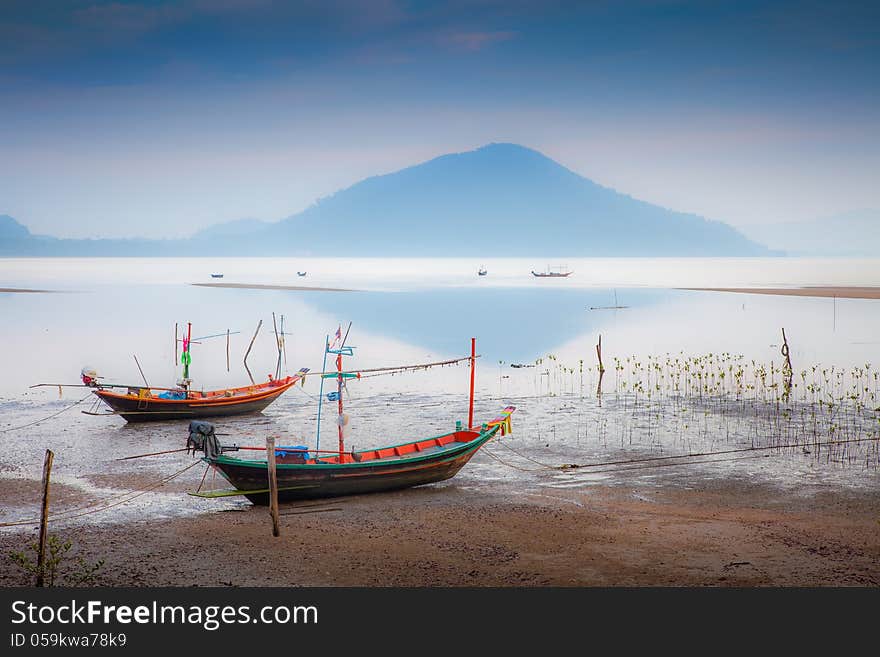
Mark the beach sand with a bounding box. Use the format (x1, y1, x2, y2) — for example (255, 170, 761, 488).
(680, 286, 880, 300)
(1, 480, 877, 587)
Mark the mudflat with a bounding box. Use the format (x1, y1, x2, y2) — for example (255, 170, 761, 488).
(2, 480, 877, 587)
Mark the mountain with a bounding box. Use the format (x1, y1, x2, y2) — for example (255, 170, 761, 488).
(2, 143, 769, 256)
(192, 218, 271, 240)
(741, 209, 879, 256)
(0, 214, 31, 240)
(253, 143, 766, 256)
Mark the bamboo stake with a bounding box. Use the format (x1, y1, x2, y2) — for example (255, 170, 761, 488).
(243, 320, 262, 385)
(280, 315, 287, 371)
(133, 354, 150, 388)
(226, 329, 230, 373)
(36, 449, 54, 587)
(272, 312, 281, 380)
(266, 436, 280, 537)
(174, 322, 178, 364)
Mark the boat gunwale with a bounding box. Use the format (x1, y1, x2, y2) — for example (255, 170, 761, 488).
(209, 424, 500, 471)
(93, 375, 300, 406)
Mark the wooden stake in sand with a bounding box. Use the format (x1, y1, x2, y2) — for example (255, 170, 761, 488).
(243, 320, 262, 385)
(36, 449, 54, 587)
(266, 436, 280, 537)
(226, 329, 230, 373)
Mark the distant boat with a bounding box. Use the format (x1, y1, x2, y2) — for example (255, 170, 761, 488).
(210, 273, 224, 279)
(297, 271, 307, 277)
(478, 266, 488, 276)
(531, 265, 572, 278)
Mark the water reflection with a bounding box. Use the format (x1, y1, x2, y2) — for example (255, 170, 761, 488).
(1, 257, 878, 527)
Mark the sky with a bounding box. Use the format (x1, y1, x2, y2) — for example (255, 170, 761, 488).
(1, 0, 878, 239)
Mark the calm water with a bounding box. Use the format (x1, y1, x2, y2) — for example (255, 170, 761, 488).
(1, 257, 878, 527)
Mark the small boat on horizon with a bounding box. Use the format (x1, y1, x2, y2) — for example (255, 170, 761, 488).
(478, 265, 488, 276)
(297, 271, 307, 277)
(531, 265, 573, 278)
(210, 273, 224, 278)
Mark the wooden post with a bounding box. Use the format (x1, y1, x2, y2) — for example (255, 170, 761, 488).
(468, 338, 476, 429)
(226, 329, 230, 373)
(266, 436, 280, 537)
(243, 320, 262, 385)
(596, 334, 605, 374)
(174, 322, 178, 364)
(36, 449, 54, 587)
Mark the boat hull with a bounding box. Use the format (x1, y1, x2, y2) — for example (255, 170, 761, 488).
(209, 428, 497, 504)
(94, 379, 297, 422)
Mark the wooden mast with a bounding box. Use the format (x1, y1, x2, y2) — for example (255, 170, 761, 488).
(468, 337, 476, 429)
(337, 335, 344, 461)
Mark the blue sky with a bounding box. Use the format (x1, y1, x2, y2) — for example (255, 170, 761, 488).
(1, 0, 878, 238)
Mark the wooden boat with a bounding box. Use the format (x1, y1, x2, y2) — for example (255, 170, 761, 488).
(210, 273, 224, 278)
(190, 407, 514, 503)
(188, 332, 514, 503)
(297, 271, 307, 277)
(92, 371, 307, 422)
(478, 266, 488, 276)
(84, 321, 306, 422)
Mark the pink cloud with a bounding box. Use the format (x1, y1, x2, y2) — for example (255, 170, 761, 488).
(443, 30, 518, 52)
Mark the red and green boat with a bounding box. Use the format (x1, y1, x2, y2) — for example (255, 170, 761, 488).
(190, 407, 514, 504)
(188, 331, 515, 503)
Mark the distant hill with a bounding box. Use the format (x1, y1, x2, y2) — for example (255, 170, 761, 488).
(741, 209, 879, 256)
(2, 143, 770, 256)
(253, 143, 767, 256)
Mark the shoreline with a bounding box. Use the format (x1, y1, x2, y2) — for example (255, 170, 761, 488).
(192, 282, 356, 292)
(1, 480, 877, 587)
(680, 286, 880, 300)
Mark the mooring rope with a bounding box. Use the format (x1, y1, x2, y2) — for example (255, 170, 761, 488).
(0, 460, 202, 528)
(481, 435, 877, 474)
(303, 354, 475, 380)
(0, 393, 92, 434)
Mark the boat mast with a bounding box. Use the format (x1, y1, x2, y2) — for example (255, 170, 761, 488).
(181, 322, 192, 390)
(468, 337, 476, 429)
(316, 322, 354, 460)
(315, 334, 330, 453)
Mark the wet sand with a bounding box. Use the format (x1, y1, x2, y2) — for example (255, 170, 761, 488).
(2, 481, 877, 587)
(681, 286, 880, 300)
(192, 282, 356, 292)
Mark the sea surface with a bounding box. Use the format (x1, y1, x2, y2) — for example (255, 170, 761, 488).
(1, 256, 879, 528)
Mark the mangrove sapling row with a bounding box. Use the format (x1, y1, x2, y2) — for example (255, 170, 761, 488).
(505, 351, 879, 470)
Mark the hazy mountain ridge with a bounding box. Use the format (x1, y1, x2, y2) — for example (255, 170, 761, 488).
(741, 209, 879, 257)
(2, 144, 771, 256)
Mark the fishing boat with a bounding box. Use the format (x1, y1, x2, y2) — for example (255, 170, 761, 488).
(188, 331, 514, 503)
(297, 271, 307, 277)
(60, 320, 305, 422)
(478, 266, 488, 276)
(210, 273, 224, 279)
(531, 265, 572, 278)
(91, 372, 307, 422)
